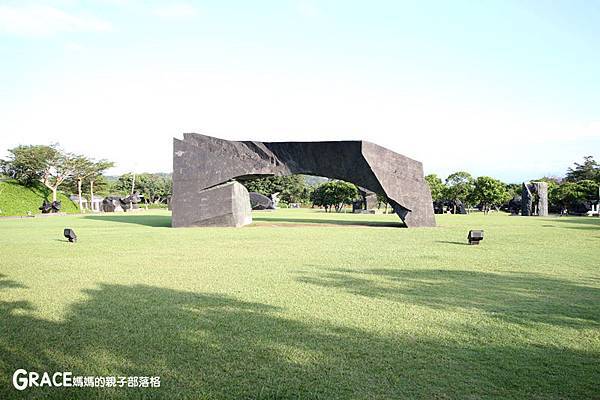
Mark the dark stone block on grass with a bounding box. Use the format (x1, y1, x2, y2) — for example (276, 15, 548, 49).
(249, 192, 274, 210)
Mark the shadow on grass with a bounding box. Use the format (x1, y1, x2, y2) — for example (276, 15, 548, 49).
(435, 240, 469, 246)
(0, 274, 26, 290)
(83, 213, 405, 228)
(549, 217, 600, 230)
(83, 214, 172, 228)
(296, 269, 600, 330)
(252, 215, 405, 228)
(0, 279, 598, 399)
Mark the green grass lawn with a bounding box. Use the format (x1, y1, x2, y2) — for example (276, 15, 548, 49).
(0, 209, 598, 399)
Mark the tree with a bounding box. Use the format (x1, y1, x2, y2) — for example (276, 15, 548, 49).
(276, 175, 306, 204)
(114, 173, 171, 204)
(471, 176, 510, 214)
(445, 171, 475, 211)
(311, 181, 358, 212)
(1, 144, 78, 202)
(88, 160, 114, 207)
(242, 175, 309, 204)
(114, 173, 138, 195)
(68, 155, 95, 212)
(566, 156, 600, 183)
(576, 179, 600, 201)
(505, 183, 521, 199)
(1, 144, 59, 186)
(551, 179, 599, 213)
(425, 174, 445, 202)
(552, 182, 584, 212)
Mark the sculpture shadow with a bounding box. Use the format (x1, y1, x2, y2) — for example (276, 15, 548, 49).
(0, 280, 597, 399)
(252, 215, 405, 228)
(83, 214, 172, 228)
(296, 268, 600, 330)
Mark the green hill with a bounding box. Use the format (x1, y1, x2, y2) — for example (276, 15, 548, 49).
(0, 180, 78, 217)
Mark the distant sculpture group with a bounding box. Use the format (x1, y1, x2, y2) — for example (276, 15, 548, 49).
(101, 192, 141, 212)
(171, 133, 435, 228)
(433, 199, 467, 215)
(39, 200, 61, 213)
(39, 193, 142, 215)
(506, 182, 548, 216)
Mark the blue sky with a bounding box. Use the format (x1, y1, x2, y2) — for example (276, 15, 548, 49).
(0, 0, 599, 182)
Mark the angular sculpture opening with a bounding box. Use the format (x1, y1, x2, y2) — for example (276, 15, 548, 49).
(172, 133, 436, 228)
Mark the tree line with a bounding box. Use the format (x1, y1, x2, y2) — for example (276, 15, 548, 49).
(0, 144, 172, 211)
(2, 144, 597, 215)
(425, 156, 600, 214)
(1, 144, 114, 211)
(244, 156, 599, 214)
(242, 176, 360, 212)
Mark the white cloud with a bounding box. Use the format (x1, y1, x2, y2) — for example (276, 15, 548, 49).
(0, 5, 112, 37)
(151, 3, 198, 19)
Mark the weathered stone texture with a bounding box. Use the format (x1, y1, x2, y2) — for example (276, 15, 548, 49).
(521, 181, 548, 217)
(522, 183, 533, 216)
(533, 182, 548, 216)
(171, 181, 252, 227)
(172, 133, 435, 227)
(249, 192, 274, 210)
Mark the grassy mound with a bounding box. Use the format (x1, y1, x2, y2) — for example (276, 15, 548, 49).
(0, 179, 78, 216)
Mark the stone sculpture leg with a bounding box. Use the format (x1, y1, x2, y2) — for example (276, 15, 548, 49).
(171, 181, 252, 227)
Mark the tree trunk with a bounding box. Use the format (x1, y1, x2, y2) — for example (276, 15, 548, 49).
(90, 180, 95, 212)
(77, 179, 83, 212)
(131, 172, 136, 194)
(52, 187, 58, 202)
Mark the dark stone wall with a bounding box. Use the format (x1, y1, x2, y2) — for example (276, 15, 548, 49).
(172, 133, 435, 227)
(522, 183, 533, 216)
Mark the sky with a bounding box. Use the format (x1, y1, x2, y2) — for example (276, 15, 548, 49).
(0, 0, 599, 182)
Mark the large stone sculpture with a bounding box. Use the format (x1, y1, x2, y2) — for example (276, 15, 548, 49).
(172, 133, 436, 228)
(521, 182, 548, 216)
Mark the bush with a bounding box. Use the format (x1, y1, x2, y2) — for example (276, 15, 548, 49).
(311, 181, 358, 212)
